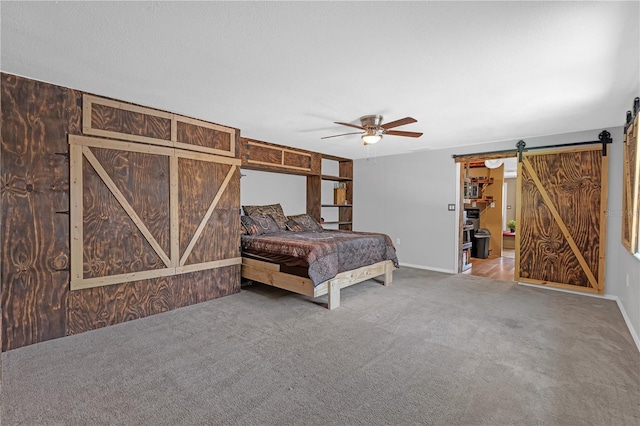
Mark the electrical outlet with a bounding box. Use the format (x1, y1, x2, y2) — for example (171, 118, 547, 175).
(447, 204, 455, 211)
(396, 238, 401, 245)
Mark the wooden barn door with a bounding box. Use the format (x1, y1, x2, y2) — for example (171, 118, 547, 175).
(516, 146, 607, 294)
(69, 135, 241, 291)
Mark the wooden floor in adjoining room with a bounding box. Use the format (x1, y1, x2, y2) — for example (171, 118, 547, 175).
(463, 249, 515, 282)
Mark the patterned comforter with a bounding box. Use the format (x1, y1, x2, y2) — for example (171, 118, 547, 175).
(241, 230, 399, 286)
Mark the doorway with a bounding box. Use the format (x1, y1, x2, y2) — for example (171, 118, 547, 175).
(459, 157, 517, 282)
(456, 143, 608, 293)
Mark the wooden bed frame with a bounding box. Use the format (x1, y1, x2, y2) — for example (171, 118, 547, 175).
(241, 257, 396, 310)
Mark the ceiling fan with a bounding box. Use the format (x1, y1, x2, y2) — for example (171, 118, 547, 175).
(321, 115, 423, 145)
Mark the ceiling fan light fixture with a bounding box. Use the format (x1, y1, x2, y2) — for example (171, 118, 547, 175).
(362, 130, 382, 145)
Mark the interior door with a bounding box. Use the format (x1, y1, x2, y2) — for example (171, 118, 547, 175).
(516, 145, 608, 294)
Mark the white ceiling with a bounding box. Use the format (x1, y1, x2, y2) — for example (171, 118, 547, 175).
(2, 1, 639, 159)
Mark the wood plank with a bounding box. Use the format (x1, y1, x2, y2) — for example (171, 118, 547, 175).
(180, 165, 236, 266)
(82, 146, 171, 267)
(70, 134, 175, 156)
(518, 277, 600, 294)
(331, 260, 392, 289)
(171, 264, 240, 309)
(1, 75, 70, 349)
(454, 152, 518, 163)
(173, 142, 236, 158)
(598, 153, 609, 294)
(515, 159, 523, 281)
(306, 175, 322, 222)
(71, 267, 175, 290)
(84, 94, 173, 120)
(241, 264, 316, 297)
(384, 261, 394, 285)
(175, 257, 242, 274)
(632, 118, 640, 253)
(175, 148, 241, 165)
(622, 117, 639, 253)
(242, 257, 280, 271)
(169, 155, 179, 267)
(328, 280, 340, 310)
(88, 145, 171, 261)
(522, 158, 599, 289)
(70, 143, 84, 283)
(73, 257, 242, 290)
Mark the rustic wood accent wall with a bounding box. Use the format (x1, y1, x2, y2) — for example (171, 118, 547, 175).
(84, 94, 236, 157)
(1, 73, 241, 351)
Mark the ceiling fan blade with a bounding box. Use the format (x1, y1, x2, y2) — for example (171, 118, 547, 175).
(321, 131, 364, 140)
(381, 117, 417, 130)
(334, 121, 365, 130)
(384, 130, 423, 138)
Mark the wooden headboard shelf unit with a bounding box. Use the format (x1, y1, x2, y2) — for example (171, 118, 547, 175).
(240, 137, 321, 176)
(238, 138, 353, 230)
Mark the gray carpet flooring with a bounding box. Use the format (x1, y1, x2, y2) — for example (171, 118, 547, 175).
(2, 268, 639, 425)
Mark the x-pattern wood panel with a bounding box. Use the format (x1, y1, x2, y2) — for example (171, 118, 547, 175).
(516, 146, 607, 294)
(69, 135, 241, 290)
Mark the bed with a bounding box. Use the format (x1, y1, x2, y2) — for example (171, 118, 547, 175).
(241, 228, 399, 310)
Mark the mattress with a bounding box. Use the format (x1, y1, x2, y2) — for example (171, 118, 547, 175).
(241, 230, 399, 286)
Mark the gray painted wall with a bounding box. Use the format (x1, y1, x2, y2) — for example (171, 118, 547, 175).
(354, 127, 639, 345)
(240, 127, 640, 347)
(240, 169, 306, 216)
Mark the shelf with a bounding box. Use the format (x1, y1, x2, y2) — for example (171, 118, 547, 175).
(462, 242, 473, 249)
(322, 204, 353, 207)
(321, 153, 351, 162)
(321, 221, 352, 225)
(466, 199, 494, 203)
(463, 224, 474, 231)
(469, 178, 494, 184)
(321, 174, 353, 182)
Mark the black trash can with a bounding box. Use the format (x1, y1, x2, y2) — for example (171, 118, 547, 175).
(472, 228, 491, 259)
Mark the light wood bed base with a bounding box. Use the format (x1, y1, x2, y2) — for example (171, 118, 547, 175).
(241, 257, 395, 310)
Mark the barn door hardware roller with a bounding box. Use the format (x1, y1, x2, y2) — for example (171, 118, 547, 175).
(516, 140, 526, 163)
(598, 130, 612, 156)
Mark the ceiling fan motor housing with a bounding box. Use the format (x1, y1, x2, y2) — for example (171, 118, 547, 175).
(360, 115, 384, 129)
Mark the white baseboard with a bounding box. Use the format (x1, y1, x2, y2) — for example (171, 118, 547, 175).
(517, 282, 640, 353)
(400, 263, 456, 274)
(517, 281, 615, 299)
(614, 296, 640, 353)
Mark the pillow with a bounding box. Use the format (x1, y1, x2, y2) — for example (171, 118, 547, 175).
(242, 204, 288, 230)
(240, 214, 282, 236)
(285, 218, 304, 232)
(288, 214, 323, 232)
